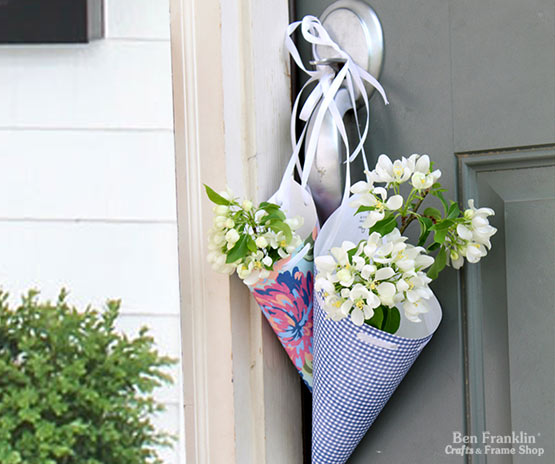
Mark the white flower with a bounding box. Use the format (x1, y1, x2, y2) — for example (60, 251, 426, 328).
(465, 242, 487, 263)
(330, 241, 356, 266)
(376, 282, 396, 307)
(411, 170, 441, 190)
(372, 154, 412, 184)
(315, 276, 335, 295)
(407, 154, 441, 190)
(357, 187, 403, 229)
(336, 268, 354, 287)
(403, 298, 430, 323)
(238, 251, 271, 285)
(448, 199, 497, 270)
(315, 255, 337, 275)
(465, 199, 496, 249)
(414, 154, 430, 174)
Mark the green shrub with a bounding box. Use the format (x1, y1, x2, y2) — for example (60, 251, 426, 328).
(0, 289, 176, 464)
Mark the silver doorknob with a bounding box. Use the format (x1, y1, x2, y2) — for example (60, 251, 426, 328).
(306, 0, 384, 224)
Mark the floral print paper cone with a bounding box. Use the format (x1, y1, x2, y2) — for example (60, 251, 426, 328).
(248, 228, 317, 390)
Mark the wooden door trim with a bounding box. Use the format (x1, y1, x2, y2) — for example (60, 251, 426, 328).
(457, 144, 555, 461)
(169, 0, 302, 462)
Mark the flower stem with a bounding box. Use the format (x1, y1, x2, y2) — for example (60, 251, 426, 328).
(400, 189, 430, 234)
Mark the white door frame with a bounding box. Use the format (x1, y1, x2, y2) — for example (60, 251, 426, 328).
(169, 1, 303, 463)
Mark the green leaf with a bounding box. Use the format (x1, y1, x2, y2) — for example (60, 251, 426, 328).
(427, 247, 447, 280)
(346, 245, 359, 263)
(261, 210, 286, 223)
(433, 228, 447, 245)
(246, 235, 257, 253)
(423, 207, 442, 221)
(355, 205, 376, 215)
(447, 201, 461, 219)
(204, 184, 231, 205)
(417, 216, 433, 246)
(259, 201, 281, 211)
(431, 190, 449, 213)
(366, 306, 384, 329)
(369, 213, 398, 236)
(226, 234, 249, 263)
(382, 307, 401, 334)
(431, 219, 454, 230)
(269, 221, 292, 243)
(427, 242, 441, 251)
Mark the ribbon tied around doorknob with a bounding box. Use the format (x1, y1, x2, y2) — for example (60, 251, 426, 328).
(285, 16, 389, 226)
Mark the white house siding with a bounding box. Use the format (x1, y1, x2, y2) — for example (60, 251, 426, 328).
(0, 2, 184, 463)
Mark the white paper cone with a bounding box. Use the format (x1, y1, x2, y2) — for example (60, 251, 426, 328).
(312, 204, 442, 463)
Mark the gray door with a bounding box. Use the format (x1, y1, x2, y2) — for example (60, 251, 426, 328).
(293, 0, 555, 462)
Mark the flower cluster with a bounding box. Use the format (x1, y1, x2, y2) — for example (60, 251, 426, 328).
(205, 185, 303, 285)
(315, 153, 497, 333)
(370, 153, 442, 190)
(447, 199, 497, 269)
(315, 229, 435, 328)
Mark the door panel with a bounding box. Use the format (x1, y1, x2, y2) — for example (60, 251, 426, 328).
(293, 0, 555, 462)
(459, 148, 555, 464)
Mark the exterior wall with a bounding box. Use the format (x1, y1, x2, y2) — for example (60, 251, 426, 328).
(0, 1, 184, 463)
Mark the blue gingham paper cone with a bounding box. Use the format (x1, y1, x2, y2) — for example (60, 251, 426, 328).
(312, 204, 442, 463)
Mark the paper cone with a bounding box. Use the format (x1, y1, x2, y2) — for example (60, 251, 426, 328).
(248, 180, 318, 390)
(249, 240, 315, 390)
(311, 204, 442, 462)
(312, 291, 442, 463)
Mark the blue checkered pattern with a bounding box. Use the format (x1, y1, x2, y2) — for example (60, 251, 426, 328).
(312, 292, 435, 464)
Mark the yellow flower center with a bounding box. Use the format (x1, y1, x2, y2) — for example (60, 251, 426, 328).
(370, 282, 376, 290)
(408, 281, 414, 290)
(355, 300, 364, 309)
(280, 240, 287, 247)
(394, 167, 403, 177)
(254, 261, 263, 270)
(333, 300, 342, 308)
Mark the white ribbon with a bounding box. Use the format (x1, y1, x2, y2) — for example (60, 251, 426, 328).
(283, 16, 388, 253)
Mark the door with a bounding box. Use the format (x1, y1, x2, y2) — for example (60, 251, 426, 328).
(293, 0, 555, 462)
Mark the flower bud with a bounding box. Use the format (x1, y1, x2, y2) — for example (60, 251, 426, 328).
(225, 229, 239, 244)
(224, 218, 235, 228)
(214, 205, 229, 216)
(255, 236, 268, 248)
(450, 250, 459, 261)
(242, 200, 253, 211)
(464, 209, 475, 220)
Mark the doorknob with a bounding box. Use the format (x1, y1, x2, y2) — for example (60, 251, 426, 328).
(305, 0, 385, 223)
